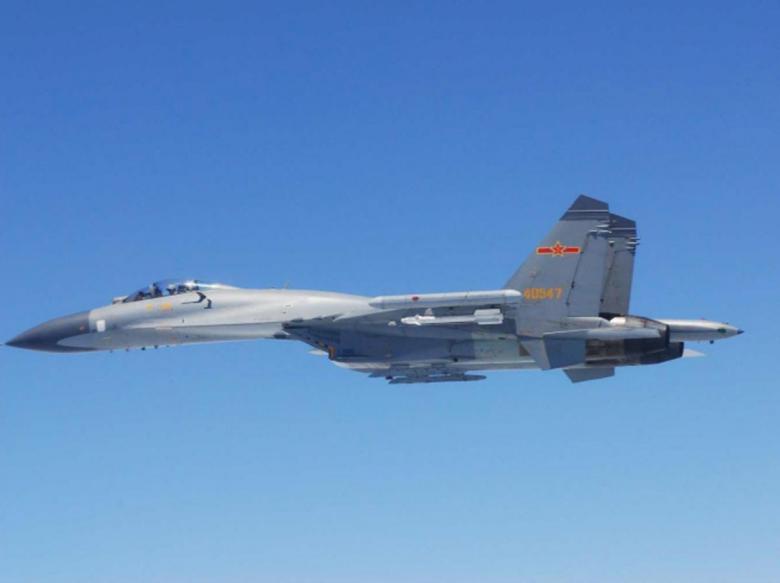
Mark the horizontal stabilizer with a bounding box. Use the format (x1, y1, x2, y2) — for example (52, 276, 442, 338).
(564, 368, 615, 383)
(521, 337, 586, 370)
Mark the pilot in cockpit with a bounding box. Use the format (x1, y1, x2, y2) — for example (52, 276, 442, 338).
(121, 279, 227, 304)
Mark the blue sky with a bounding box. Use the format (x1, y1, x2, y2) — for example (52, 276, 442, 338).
(1, 2, 779, 581)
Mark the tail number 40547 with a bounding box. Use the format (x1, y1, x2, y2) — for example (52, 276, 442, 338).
(523, 287, 563, 301)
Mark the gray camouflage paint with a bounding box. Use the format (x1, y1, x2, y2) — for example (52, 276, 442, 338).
(7, 196, 742, 383)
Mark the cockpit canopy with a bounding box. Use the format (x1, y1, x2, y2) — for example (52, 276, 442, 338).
(117, 279, 234, 303)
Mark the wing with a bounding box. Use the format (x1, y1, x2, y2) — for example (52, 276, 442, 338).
(284, 306, 510, 384)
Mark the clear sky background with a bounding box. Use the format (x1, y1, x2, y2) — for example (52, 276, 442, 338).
(1, 2, 779, 582)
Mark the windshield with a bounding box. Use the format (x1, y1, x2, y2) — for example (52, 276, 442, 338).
(121, 279, 234, 303)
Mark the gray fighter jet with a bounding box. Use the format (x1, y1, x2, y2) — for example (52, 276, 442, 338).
(7, 196, 742, 383)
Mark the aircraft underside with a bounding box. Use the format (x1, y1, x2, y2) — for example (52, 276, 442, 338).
(288, 326, 686, 384)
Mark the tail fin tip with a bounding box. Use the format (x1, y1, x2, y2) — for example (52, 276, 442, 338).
(566, 194, 609, 213)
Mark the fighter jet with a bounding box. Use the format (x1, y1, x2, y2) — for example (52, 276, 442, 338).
(6, 196, 742, 383)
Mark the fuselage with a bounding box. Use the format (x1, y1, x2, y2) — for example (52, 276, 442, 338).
(7, 285, 742, 378)
(6, 196, 743, 384)
(7, 288, 370, 352)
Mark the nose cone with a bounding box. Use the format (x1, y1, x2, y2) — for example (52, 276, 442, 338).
(6, 311, 94, 352)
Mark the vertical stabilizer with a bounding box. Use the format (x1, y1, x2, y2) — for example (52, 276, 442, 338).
(600, 213, 638, 317)
(505, 195, 612, 335)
